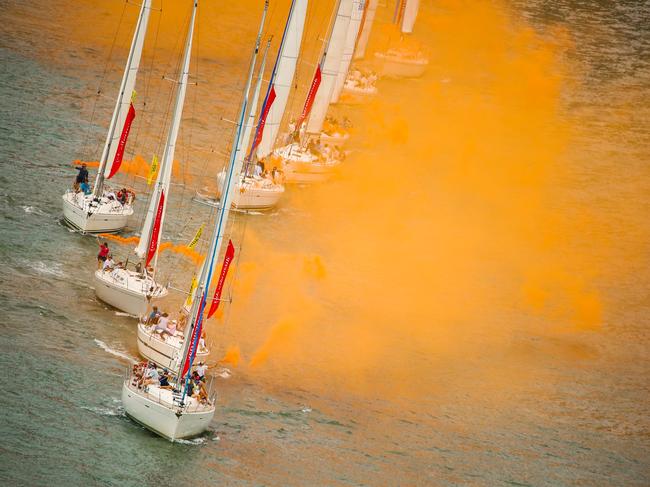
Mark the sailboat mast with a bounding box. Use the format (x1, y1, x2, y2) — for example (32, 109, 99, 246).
(93, 0, 151, 197)
(176, 1, 269, 390)
(133, 1, 198, 274)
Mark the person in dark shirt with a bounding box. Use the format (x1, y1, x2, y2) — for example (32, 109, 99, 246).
(74, 163, 88, 192)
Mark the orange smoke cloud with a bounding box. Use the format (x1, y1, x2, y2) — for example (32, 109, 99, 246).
(158, 243, 204, 265)
(98, 234, 139, 246)
(219, 346, 241, 367)
(71, 160, 99, 168)
(220, 0, 614, 401)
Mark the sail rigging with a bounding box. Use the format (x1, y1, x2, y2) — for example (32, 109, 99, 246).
(255, 0, 309, 159)
(177, 0, 270, 396)
(331, 0, 365, 103)
(353, 0, 378, 59)
(94, 0, 151, 197)
(306, 0, 353, 134)
(134, 1, 197, 269)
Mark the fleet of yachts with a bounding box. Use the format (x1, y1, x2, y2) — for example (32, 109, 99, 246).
(61, 0, 425, 441)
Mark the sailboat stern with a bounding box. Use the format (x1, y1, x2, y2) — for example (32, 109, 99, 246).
(122, 381, 215, 441)
(62, 192, 133, 234)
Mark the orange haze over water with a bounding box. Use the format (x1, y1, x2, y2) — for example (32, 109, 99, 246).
(48, 0, 648, 404)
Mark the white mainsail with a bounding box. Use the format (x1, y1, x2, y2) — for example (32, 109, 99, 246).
(401, 0, 420, 34)
(239, 42, 269, 168)
(353, 0, 378, 59)
(134, 2, 197, 261)
(305, 0, 353, 134)
(94, 0, 151, 196)
(177, 1, 269, 390)
(331, 0, 365, 103)
(256, 0, 309, 159)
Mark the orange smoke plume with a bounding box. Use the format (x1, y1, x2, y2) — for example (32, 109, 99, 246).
(98, 234, 139, 245)
(219, 346, 241, 367)
(71, 160, 99, 168)
(159, 243, 204, 265)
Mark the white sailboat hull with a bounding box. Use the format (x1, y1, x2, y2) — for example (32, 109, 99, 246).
(337, 85, 378, 105)
(62, 192, 133, 234)
(282, 158, 339, 184)
(94, 269, 168, 316)
(215, 172, 284, 210)
(137, 324, 209, 371)
(375, 51, 428, 78)
(319, 132, 349, 147)
(122, 382, 215, 441)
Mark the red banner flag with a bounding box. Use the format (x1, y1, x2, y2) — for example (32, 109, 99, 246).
(295, 65, 322, 130)
(107, 102, 136, 179)
(250, 86, 277, 154)
(207, 239, 235, 318)
(145, 190, 165, 267)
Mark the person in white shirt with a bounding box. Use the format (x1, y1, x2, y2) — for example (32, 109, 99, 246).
(155, 313, 169, 333)
(102, 256, 115, 272)
(195, 362, 208, 379)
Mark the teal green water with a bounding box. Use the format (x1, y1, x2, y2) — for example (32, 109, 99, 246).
(1, 0, 649, 486)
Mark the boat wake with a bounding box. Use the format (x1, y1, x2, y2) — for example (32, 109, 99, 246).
(21, 205, 45, 215)
(81, 404, 126, 418)
(214, 367, 232, 379)
(23, 259, 66, 278)
(94, 338, 138, 363)
(114, 311, 138, 318)
(175, 437, 207, 445)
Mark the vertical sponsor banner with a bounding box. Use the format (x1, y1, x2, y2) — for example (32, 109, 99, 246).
(145, 190, 165, 267)
(107, 102, 136, 179)
(295, 65, 322, 130)
(207, 240, 235, 318)
(250, 87, 277, 155)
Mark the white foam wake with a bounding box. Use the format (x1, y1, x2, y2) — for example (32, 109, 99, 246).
(175, 437, 207, 445)
(25, 260, 66, 278)
(21, 205, 45, 215)
(94, 339, 137, 364)
(115, 311, 138, 318)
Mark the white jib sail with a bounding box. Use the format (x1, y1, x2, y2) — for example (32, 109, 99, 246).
(305, 0, 353, 134)
(353, 0, 378, 60)
(134, 2, 197, 259)
(331, 0, 365, 103)
(95, 0, 151, 193)
(256, 0, 308, 159)
(238, 45, 268, 169)
(401, 0, 420, 34)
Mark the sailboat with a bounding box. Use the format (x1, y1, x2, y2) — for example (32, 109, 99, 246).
(62, 0, 151, 234)
(212, 0, 309, 210)
(339, 0, 380, 104)
(375, 0, 428, 78)
(274, 0, 354, 184)
(122, 0, 267, 442)
(94, 0, 198, 317)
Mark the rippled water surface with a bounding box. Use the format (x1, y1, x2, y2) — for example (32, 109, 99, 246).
(1, 0, 648, 486)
